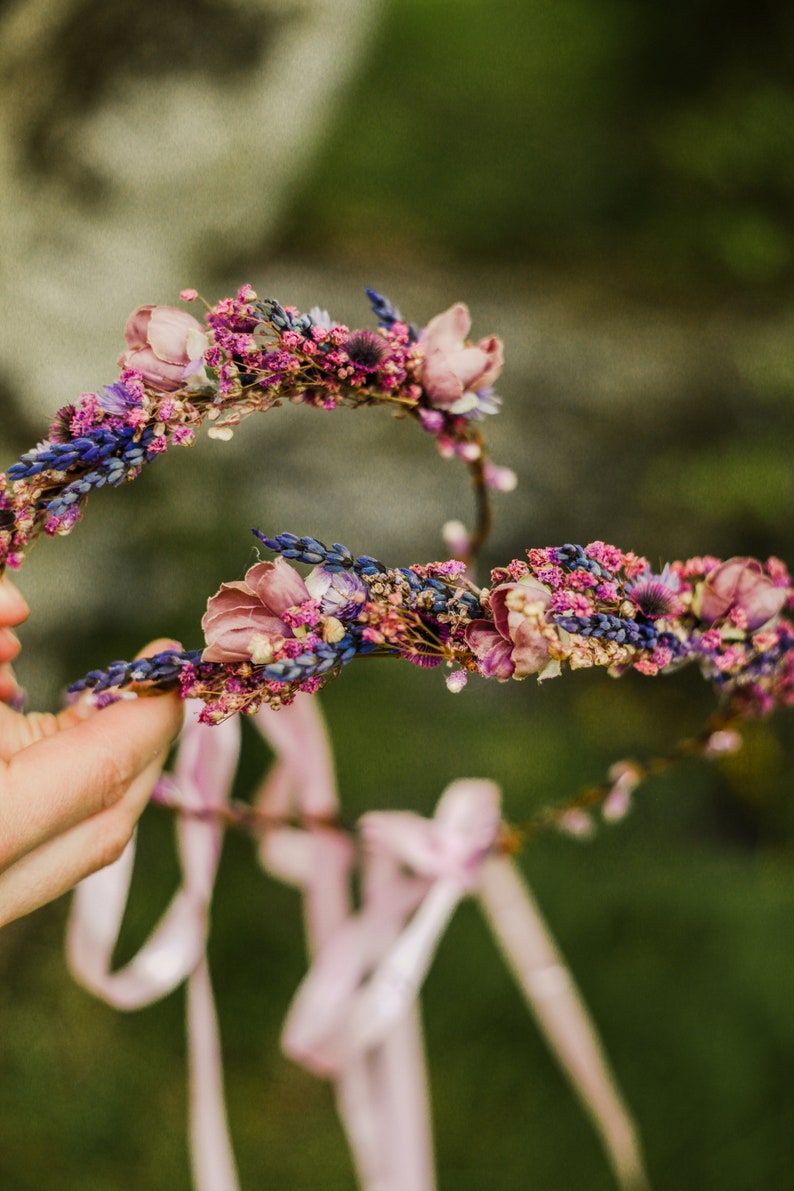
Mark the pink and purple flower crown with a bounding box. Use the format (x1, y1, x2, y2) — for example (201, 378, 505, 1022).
(2, 283, 793, 747)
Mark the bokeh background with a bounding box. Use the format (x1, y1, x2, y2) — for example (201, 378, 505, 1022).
(2, 1, 794, 1187)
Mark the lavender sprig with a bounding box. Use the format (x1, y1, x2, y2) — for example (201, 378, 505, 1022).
(553, 613, 662, 649)
(365, 288, 418, 341)
(253, 530, 387, 576)
(70, 648, 202, 695)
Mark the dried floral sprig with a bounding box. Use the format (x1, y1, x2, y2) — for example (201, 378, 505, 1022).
(0, 287, 511, 571)
(70, 534, 794, 728)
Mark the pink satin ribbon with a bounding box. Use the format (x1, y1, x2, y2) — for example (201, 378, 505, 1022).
(66, 697, 649, 1191)
(278, 777, 649, 1191)
(254, 697, 437, 1191)
(67, 700, 242, 1191)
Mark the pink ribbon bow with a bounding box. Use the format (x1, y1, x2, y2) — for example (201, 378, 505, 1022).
(66, 695, 649, 1191)
(279, 779, 650, 1191)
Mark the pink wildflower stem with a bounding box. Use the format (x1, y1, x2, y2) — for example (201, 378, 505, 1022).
(464, 450, 493, 566)
(478, 856, 651, 1191)
(515, 707, 743, 842)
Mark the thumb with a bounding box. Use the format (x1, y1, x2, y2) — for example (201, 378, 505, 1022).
(1, 642, 185, 867)
(0, 638, 186, 760)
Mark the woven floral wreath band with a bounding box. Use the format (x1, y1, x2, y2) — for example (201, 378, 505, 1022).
(2, 284, 791, 739)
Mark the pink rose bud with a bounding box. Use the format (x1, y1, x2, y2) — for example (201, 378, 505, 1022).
(442, 519, 471, 557)
(557, 808, 596, 840)
(201, 558, 311, 663)
(445, 669, 468, 693)
(696, 557, 789, 631)
(483, 461, 518, 492)
(418, 408, 445, 435)
(118, 305, 206, 391)
(419, 302, 504, 411)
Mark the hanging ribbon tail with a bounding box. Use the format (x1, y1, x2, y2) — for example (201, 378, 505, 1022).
(369, 991, 435, 1191)
(281, 780, 502, 1191)
(278, 848, 434, 1191)
(253, 694, 337, 819)
(66, 701, 240, 1005)
(280, 871, 428, 1074)
(255, 699, 437, 1191)
(254, 699, 385, 1188)
(187, 955, 240, 1191)
(66, 701, 242, 1191)
(362, 845, 436, 1191)
(477, 855, 651, 1191)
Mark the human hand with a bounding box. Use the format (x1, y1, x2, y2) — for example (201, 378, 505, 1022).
(0, 577, 184, 928)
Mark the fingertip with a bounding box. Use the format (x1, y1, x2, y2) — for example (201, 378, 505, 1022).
(0, 628, 21, 664)
(0, 577, 29, 626)
(134, 637, 184, 661)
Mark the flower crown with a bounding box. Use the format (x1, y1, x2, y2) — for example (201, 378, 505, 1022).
(3, 284, 794, 829)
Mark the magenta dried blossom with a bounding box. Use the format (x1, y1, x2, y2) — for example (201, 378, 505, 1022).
(0, 286, 506, 570)
(69, 532, 794, 727)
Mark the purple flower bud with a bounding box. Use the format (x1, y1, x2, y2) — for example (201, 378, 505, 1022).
(304, 566, 367, 619)
(96, 380, 143, 416)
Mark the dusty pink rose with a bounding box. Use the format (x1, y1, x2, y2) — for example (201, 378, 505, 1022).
(201, 558, 310, 663)
(465, 578, 554, 680)
(696, 557, 789, 631)
(419, 302, 504, 411)
(118, 305, 206, 391)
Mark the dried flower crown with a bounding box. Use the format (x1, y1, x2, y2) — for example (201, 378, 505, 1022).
(2, 283, 794, 829)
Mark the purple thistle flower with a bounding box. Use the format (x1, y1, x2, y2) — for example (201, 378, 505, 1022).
(629, 566, 682, 620)
(49, 405, 77, 443)
(343, 330, 388, 371)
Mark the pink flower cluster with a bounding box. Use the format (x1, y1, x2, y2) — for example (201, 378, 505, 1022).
(460, 544, 794, 715)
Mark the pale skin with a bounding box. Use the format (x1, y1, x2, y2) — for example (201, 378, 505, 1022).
(0, 577, 184, 928)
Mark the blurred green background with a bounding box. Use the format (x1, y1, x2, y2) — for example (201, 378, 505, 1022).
(1, 1, 794, 1188)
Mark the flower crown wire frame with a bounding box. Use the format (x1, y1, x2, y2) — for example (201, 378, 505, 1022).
(3, 285, 794, 843)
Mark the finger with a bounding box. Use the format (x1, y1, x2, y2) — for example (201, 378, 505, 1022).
(0, 702, 67, 761)
(0, 686, 183, 872)
(0, 753, 165, 928)
(0, 663, 20, 706)
(0, 629, 20, 665)
(0, 638, 184, 759)
(53, 636, 185, 733)
(0, 577, 29, 630)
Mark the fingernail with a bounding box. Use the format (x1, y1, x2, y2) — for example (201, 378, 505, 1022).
(69, 692, 99, 720)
